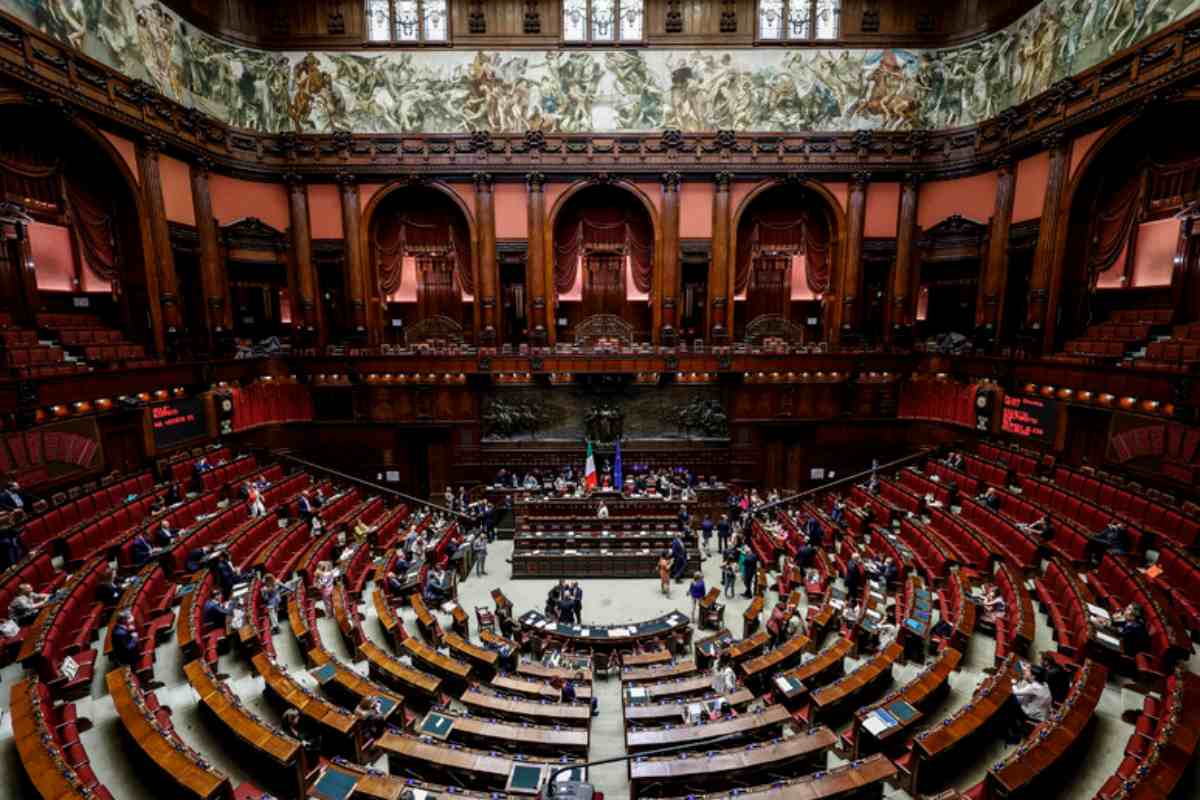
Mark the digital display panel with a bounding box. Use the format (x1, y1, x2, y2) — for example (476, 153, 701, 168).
(149, 398, 207, 449)
(1000, 395, 1058, 442)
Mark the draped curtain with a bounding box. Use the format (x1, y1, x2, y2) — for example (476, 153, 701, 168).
(65, 177, 120, 282)
(746, 255, 790, 321)
(582, 252, 626, 317)
(554, 204, 653, 297)
(1085, 171, 1143, 286)
(372, 201, 471, 302)
(735, 206, 832, 296)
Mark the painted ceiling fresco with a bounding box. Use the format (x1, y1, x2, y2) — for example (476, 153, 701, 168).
(6, 0, 1199, 135)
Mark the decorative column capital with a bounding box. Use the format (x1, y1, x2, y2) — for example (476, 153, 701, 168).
(473, 172, 494, 192)
(525, 172, 546, 192)
(902, 172, 920, 191)
(282, 171, 305, 189)
(335, 170, 357, 187)
(714, 171, 733, 190)
(660, 172, 682, 192)
(192, 155, 214, 176)
(993, 153, 1014, 173)
(850, 171, 871, 190)
(1043, 130, 1068, 152)
(140, 133, 164, 156)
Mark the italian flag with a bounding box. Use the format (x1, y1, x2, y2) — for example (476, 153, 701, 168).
(584, 442, 597, 491)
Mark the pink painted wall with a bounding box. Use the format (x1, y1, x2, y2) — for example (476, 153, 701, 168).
(1132, 217, 1179, 288)
(791, 254, 818, 300)
(627, 256, 649, 301)
(210, 175, 289, 230)
(918, 172, 998, 229)
(279, 289, 292, 324)
(1014, 151, 1049, 223)
(79, 255, 111, 293)
(864, 182, 899, 238)
(633, 182, 663, 217)
(680, 182, 713, 239)
(1070, 127, 1107, 179)
(824, 182, 849, 216)
(100, 131, 139, 184)
(29, 222, 75, 292)
(387, 256, 418, 303)
(159, 155, 195, 225)
(495, 183, 528, 238)
(1096, 243, 1127, 289)
(308, 184, 343, 239)
(447, 182, 476, 225)
(360, 184, 385, 215)
(560, 257, 581, 301)
(730, 181, 758, 225)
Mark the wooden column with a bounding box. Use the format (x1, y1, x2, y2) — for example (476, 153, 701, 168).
(189, 157, 229, 349)
(887, 173, 920, 341)
(835, 172, 869, 344)
(525, 173, 548, 345)
(136, 135, 182, 338)
(979, 155, 1016, 337)
(709, 171, 732, 342)
(0, 210, 39, 326)
(1027, 135, 1070, 352)
(336, 171, 370, 340)
(285, 172, 322, 344)
(659, 171, 682, 344)
(474, 172, 499, 347)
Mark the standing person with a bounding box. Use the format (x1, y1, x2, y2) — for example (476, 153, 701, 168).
(688, 572, 707, 622)
(658, 551, 671, 596)
(670, 531, 687, 583)
(767, 602, 790, 648)
(111, 610, 140, 667)
(741, 545, 758, 599)
(845, 553, 864, 601)
(701, 514, 714, 555)
(712, 657, 738, 696)
(721, 556, 737, 599)
(557, 582, 576, 624)
(717, 514, 731, 554)
(571, 582, 583, 624)
(472, 532, 488, 577)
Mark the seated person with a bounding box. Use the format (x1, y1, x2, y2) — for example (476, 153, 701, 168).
(211, 553, 242, 597)
(1019, 514, 1054, 540)
(0, 481, 26, 511)
(355, 696, 387, 740)
(866, 475, 880, 495)
(829, 500, 847, 528)
(96, 570, 124, 606)
(202, 594, 233, 630)
(424, 565, 450, 606)
(980, 583, 1006, 627)
(185, 545, 212, 573)
(1094, 520, 1130, 555)
(0, 523, 26, 571)
(156, 519, 178, 547)
(9, 583, 51, 626)
(384, 564, 411, 597)
(111, 610, 141, 667)
(1114, 602, 1150, 656)
(980, 487, 1002, 511)
(282, 708, 321, 756)
(130, 531, 160, 567)
(1008, 662, 1052, 743)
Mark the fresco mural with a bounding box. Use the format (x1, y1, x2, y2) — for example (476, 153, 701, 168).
(5, 0, 1199, 135)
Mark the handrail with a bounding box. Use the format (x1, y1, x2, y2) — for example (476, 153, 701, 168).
(758, 446, 939, 515)
(272, 451, 469, 520)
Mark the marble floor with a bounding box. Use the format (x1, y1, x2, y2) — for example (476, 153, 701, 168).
(1, 535, 1198, 799)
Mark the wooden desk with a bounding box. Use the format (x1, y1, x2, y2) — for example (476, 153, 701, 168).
(623, 647, 673, 668)
(724, 630, 769, 664)
(626, 704, 791, 752)
(622, 659, 699, 683)
(516, 654, 593, 683)
(849, 647, 961, 759)
(308, 648, 404, 724)
(360, 640, 443, 702)
(987, 660, 1107, 797)
(183, 660, 304, 799)
(251, 652, 360, 760)
(311, 763, 499, 800)
(811, 642, 903, 722)
(738, 634, 810, 690)
(107, 668, 231, 799)
(416, 709, 589, 756)
(629, 728, 837, 797)
(10, 676, 93, 800)
(492, 673, 593, 701)
(377, 733, 580, 792)
(693, 628, 734, 669)
(444, 631, 500, 676)
(459, 686, 592, 726)
(651, 752, 896, 799)
(518, 610, 691, 653)
(623, 688, 755, 726)
(624, 673, 722, 703)
(401, 637, 473, 687)
(742, 595, 763, 638)
(908, 657, 1016, 793)
(777, 636, 852, 707)
(372, 588, 403, 651)
(409, 593, 440, 642)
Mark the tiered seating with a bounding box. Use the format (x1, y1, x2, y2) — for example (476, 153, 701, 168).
(1018, 475, 1146, 554)
(978, 443, 1041, 476)
(38, 313, 152, 367)
(106, 666, 231, 799)
(987, 485, 1092, 563)
(11, 676, 114, 799)
(927, 509, 992, 572)
(166, 446, 232, 484)
(1051, 464, 1199, 549)
(962, 453, 1008, 488)
(936, 570, 977, 653)
(119, 495, 240, 571)
(20, 470, 155, 551)
(897, 518, 957, 580)
(17, 557, 110, 699)
(1036, 557, 1094, 664)
(927, 459, 980, 495)
(1091, 554, 1191, 678)
(62, 487, 172, 569)
(197, 453, 260, 494)
(0, 549, 66, 664)
(176, 572, 224, 668)
(102, 563, 176, 681)
(1063, 309, 1169, 359)
(992, 561, 1034, 663)
(0, 428, 101, 487)
(1155, 542, 1200, 633)
(958, 497, 1041, 571)
(985, 659, 1107, 797)
(900, 466, 953, 507)
(1095, 667, 1200, 799)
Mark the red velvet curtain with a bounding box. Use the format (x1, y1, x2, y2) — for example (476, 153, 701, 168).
(735, 207, 832, 295)
(746, 255, 790, 321)
(1085, 171, 1143, 285)
(417, 256, 461, 323)
(231, 383, 314, 432)
(65, 176, 120, 282)
(371, 200, 471, 301)
(554, 205, 653, 296)
(582, 251, 626, 317)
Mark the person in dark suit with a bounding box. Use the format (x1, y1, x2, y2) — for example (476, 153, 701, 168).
(298, 492, 316, 522)
(0, 481, 26, 511)
(202, 594, 232, 629)
(111, 610, 140, 667)
(716, 515, 731, 554)
(0, 524, 25, 571)
(185, 545, 211, 573)
(131, 531, 156, 567)
(212, 553, 240, 598)
(845, 554, 864, 601)
(803, 515, 823, 549)
(670, 533, 687, 583)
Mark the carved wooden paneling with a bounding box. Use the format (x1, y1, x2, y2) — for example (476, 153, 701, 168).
(451, 0, 559, 42)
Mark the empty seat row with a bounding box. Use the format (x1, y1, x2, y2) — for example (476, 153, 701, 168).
(1084, 322, 1153, 341)
(58, 328, 125, 346)
(1051, 466, 1199, 549)
(1036, 557, 1093, 663)
(62, 491, 167, 569)
(5, 345, 64, 366)
(83, 344, 146, 362)
(978, 443, 1040, 476)
(957, 497, 1040, 571)
(989, 485, 1092, 563)
(927, 508, 992, 571)
(168, 447, 233, 484)
(23, 558, 111, 699)
(1155, 543, 1200, 633)
(1064, 338, 1129, 357)
(899, 468, 952, 508)
(962, 453, 1008, 488)
(37, 313, 102, 330)
(13, 363, 90, 379)
(1018, 476, 1146, 553)
(13, 677, 115, 800)
(0, 329, 38, 347)
(1142, 339, 1200, 364)
(1109, 308, 1173, 325)
(925, 460, 980, 496)
(20, 472, 155, 551)
(897, 519, 954, 580)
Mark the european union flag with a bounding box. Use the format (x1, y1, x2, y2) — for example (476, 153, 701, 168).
(614, 440, 624, 489)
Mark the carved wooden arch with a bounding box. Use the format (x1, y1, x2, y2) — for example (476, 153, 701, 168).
(544, 178, 662, 344)
(744, 313, 805, 346)
(728, 177, 847, 340)
(1051, 92, 1200, 346)
(406, 313, 464, 346)
(0, 91, 162, 352)
(574, 313, 634, 347)
(358, 178, 479, 338)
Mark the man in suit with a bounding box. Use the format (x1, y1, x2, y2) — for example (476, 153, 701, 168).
(131, 531, 157, 567)
(298, 491, 316, 522)
(212, 553, 241, 598)
(716, 514, 731, 554)
(111, 610, 140, 668)
(0, 524, 25, 571)
(0, 481, 26, 511)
